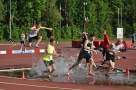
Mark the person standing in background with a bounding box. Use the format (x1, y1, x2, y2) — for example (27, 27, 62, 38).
(131, 32, 136, 49)
(101, 30, 110, 65)
(20, 32, 25, 50)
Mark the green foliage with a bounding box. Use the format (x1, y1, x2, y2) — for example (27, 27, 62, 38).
(12, 26, 20, 40)
(0, 0, 5, 21)
(39, 29, 48, 40)
(133, 23, 136, 32)
(0, 0, 136, 41)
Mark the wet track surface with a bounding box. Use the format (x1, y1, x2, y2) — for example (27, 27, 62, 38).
(27, 58, 136, 87)
(0, 42, 136, 89)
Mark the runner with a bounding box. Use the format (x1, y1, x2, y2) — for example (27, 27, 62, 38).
(28, 22, 52, 47)
(20, 32, 25, 50)
(130, 32, 136, 49)
(80, 31, 97, 69)
(105, 38, 122, 77)
(43, 38, 60, 78)
(67, 34, 97, 76)
(101, 30, 110, 65)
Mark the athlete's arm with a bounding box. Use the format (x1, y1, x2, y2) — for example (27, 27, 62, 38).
(107, 44, 112, 52)
(91, 42, 97, 54)
(53, 48, 60, 56)
(40, 26, 52, 30)
(84, 40, 94, 51)
(107, 44, 116, 54)
(30, 26, 35, 30)
(84, 33, 88, 40)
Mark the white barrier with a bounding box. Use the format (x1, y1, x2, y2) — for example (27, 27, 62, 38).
(0, 49, 45, 54)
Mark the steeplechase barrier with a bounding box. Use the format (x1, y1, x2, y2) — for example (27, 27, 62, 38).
(0, 49, 45, 54)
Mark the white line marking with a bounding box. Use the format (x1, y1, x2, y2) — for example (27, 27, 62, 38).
(0, 89, 5, 90)
(0, 82, 83, 90)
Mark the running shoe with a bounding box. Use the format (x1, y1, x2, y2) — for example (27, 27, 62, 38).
(47, 74, 52, 78)
(35, 45, 39, 48)
(122, 56, 126, 59)
(105, 74, 110, 78)
(88, 72, 95, 76)
(95, 66, 99, 70)
(24, 47, 26, 51)
(101, 60, 106, 65)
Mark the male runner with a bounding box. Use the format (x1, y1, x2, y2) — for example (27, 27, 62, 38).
(105, 38, 122, 77)
(29, 22, 52, 47)
(43, 38, 60, 77)
(67, 34, 97, 76)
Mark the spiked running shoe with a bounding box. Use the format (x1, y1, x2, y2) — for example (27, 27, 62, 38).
(88, 72, 95, 76)
(47, 74, 52, 78)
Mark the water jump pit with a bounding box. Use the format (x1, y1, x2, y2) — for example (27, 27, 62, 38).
(0, 55, 136, 88)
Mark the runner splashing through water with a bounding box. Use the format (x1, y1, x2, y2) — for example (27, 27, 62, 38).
(67, 34, 97, 76)
(105, 38, 122, 77)
(42, 38, 60, 78)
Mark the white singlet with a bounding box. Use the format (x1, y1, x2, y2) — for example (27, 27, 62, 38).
(109, 43, 121, 55)
(29, 30, 39, 37)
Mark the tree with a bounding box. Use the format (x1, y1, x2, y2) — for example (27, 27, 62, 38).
(0, 0, 5, 21)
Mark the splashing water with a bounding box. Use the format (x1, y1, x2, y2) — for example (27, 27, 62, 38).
(28, 50, 136, 87)
(28, 49, 90, 78)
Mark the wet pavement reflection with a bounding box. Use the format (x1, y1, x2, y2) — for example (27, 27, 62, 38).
(33, 69, 136, 87)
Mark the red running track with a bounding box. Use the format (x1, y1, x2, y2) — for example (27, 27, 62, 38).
(0, 42, 136, 69)
(0, 42, 136, 90)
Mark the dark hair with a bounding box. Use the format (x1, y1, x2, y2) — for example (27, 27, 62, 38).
(50, 38, 55, 42)
(36, 22, 41, 25)
(89, 34, 95, 37)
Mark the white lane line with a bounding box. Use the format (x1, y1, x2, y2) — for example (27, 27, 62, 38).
(0, 82, 83, 90)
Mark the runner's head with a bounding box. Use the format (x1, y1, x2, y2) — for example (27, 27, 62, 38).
(116, 38, 122, 45)
(89, 34, 96, 41)
(50, 38, 56, 45)
(35, 22, 41, 28)
(103, 30, 107, 35)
